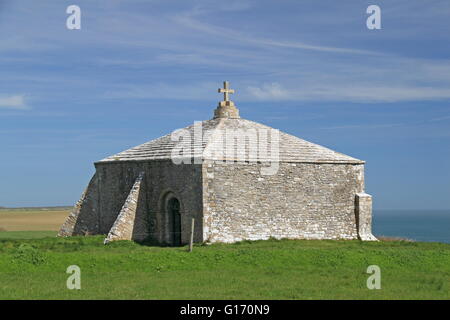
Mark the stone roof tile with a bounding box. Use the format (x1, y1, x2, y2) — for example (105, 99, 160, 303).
(98, 118, 363, 164)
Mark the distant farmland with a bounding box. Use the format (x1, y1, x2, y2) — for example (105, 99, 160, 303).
(0, 207, 70, 238)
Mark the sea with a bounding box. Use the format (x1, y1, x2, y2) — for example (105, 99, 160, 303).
(373, 210, 450, 244)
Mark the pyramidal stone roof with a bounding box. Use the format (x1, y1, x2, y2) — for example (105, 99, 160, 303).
(98, 82, 364, 165)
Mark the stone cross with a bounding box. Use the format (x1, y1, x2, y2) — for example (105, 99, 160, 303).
(214, 80, 239, 118)
(218, 81, 235, 102)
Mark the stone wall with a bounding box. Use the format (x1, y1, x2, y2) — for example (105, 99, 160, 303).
(203, 161, 366, 242)
(94, 160, 203, 244)
(61, 158, 373, 244)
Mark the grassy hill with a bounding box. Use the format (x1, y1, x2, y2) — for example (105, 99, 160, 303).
(0, 236, 448, 299)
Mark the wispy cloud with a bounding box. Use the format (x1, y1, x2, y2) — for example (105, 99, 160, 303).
(247, 83, 291, 100)
(103, 82, 219, 100)
(2, 0, 450, 105)
(172, 10, 378, 56)
(321, 123, 403, 130)
(0, 95, 28, 109)
(244, 82, 450, 103)
(429, 115, 450, 122)
(102, 79, 450, 103)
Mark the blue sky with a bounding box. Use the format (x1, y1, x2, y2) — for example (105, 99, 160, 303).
(0, 0, 449, 209)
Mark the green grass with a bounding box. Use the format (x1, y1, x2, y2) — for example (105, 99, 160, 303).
(0, 231, 58, 240)
(0, 236, 449, 299)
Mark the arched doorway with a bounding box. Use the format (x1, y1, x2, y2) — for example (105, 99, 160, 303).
(167, 197, 181, 246)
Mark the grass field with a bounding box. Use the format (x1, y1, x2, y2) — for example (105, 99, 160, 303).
(0, 208, 449, 300)
(0, 236, 449, 299)
(0, 231, 57, 240)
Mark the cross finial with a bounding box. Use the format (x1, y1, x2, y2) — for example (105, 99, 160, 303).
(213, 80, 239, 119)
(218, 81, 234, 102)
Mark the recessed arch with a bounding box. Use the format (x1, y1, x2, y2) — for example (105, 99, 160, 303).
(158, 190, 183, 246)
(167, 197, 181, 246)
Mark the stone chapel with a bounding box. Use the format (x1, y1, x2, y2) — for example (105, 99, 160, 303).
(58, 81, 377, 244)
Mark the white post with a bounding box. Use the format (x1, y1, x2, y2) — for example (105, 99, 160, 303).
(189, 218, 195, 252)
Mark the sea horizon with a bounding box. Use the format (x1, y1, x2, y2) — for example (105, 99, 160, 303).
(373, 209, 450, 244)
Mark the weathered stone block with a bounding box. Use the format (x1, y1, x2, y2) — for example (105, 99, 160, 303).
(355, 193, 378, 241)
